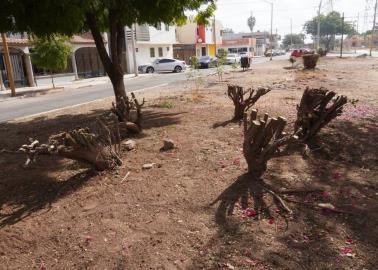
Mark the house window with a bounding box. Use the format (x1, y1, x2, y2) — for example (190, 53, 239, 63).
(167, 47, 170, 52)
(136, 48, 139, 53)
(155, 22, 162, 30)
(165, 24, 170, 31)
(150, 48, 155, 57)
(158, 47, 163, 57)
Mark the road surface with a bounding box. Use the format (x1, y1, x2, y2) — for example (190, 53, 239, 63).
(0, 56, 283, 123)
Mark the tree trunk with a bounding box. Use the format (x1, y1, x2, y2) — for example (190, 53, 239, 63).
(85, 12, 127, 103)
(51, 73, 55, 88)
(109, 71, 126, 102)
(234, 103, 246, 121)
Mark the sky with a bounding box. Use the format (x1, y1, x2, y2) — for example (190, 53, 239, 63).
(215, 0, 376, 37)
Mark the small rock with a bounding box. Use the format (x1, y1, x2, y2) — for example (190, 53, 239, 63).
(142, 163, 155, 170)
(160, 139, 175, 151)
(123, 140, 136, 151)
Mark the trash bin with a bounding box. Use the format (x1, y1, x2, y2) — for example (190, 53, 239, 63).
(240, 57, 251, 70)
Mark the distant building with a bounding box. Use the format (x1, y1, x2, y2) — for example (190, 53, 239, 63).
(0, 32, 107, 88)
(125, 23, 177, 73)
(174, 18, 223, 63)
(221, 31, 281, 56)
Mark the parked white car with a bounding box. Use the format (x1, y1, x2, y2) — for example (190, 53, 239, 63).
(226, 53, 241, 64)
(239, 52, 252, 58)
(138, 58, 186, 73)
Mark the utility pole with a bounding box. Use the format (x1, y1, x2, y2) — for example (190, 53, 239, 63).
(1, 33, 16, 96)
(290, 18, 293, 49)
(317, 0, 323, 50)
(370, 0, 378, 56)
(213, 16, 217, 56)
(131, 24, 138, 76)
(261, 0, 273, 60)
(270, 2, 273, 61)
(340, 13, 345, 58)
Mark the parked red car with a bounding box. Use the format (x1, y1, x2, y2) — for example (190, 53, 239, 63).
(291, 49, 310, 58)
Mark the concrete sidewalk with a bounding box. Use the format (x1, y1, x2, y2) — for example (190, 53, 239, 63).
(0, 73, 151, 101)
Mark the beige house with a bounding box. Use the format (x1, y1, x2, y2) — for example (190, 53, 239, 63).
(0, 33, 108, 89)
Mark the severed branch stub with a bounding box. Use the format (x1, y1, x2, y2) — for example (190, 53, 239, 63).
(295, 87, 348, 142)
(227, 84, 271, 121)
(111, 92, 145, 134)
(20, 118, 123, 171)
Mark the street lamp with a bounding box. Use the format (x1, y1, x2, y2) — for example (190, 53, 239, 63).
(261, 0, 274, 61)
(317, 0, 323, 50)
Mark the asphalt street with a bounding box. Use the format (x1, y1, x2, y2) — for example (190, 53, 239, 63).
(0, 56, 283, 123)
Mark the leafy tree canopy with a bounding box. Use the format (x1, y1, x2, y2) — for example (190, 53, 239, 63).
(304, 11, 355, 38)
(31, 36, 72, 73)
(247, 15, 256, 33)
(282, 33, 305, 48)
(0, 0, 216, 35)
(304, 11, 355, 49)
(0, 0, 216, 101)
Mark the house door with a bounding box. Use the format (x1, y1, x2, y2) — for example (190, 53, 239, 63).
(0, 52, 27, 87)
(201, 47, 207, 56)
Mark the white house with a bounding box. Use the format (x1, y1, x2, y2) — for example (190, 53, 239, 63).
(125, 23, 176, 73)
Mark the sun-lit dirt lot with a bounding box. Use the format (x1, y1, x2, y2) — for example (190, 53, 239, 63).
(0, 57, 377, 269)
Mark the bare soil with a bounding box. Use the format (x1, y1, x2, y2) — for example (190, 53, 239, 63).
(0, 57, 377, 270)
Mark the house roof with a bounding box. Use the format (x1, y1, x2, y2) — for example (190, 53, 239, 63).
(6, 38, 30, 46)
(2, 33, 106, 48)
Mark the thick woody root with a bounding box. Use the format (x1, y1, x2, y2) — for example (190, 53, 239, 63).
(240, 109, 299, 216)
(20, 118, 122, 171)
(295, 87, 348, 142)
(302, 53, 320, 69)
(227, 85, 270, 121)
(111, 92, 145, 134)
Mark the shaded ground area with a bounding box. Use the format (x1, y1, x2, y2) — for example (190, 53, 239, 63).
(0, 57, 377, 269)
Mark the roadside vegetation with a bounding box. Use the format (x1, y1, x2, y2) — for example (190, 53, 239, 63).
(0, 56, 377, 269)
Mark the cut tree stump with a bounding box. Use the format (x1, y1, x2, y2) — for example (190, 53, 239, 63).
(111, 92, 145, 133)
(302, 53, 320, 69)
(19, 118, 123, 171)
(243, 109, 298, 178)
(294, 87, 348, 142)
(227, 85, 270, 121)
(241, 109, 298, 216)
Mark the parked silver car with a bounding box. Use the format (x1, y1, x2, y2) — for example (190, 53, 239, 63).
(226, 53, 241, 64)
(138, 58, 186, 73)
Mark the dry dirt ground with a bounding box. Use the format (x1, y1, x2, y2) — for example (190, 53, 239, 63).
(0, 57, 377, 270)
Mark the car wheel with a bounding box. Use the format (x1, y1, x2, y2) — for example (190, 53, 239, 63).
(146, 67, 154, 73)
(174, 66, 182, 73)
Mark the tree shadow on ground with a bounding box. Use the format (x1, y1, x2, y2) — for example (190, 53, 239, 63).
(212, 119, 239, 129)
(190, 119, 377, 269)
(0, 106, 184, 228)
(0, 168, 97, 228)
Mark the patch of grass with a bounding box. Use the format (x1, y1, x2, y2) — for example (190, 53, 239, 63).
(186, 91, 205, 103)
(154, 100, 174, 109)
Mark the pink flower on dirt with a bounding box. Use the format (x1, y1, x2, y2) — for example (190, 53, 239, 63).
(268, 218, 275, 224)
(322, 191, 331, 199)
(233, 157, 241, 166)
(331, 171, 342, 180)
(345, 238, 353, 245)
(244, 208, 257, 218)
